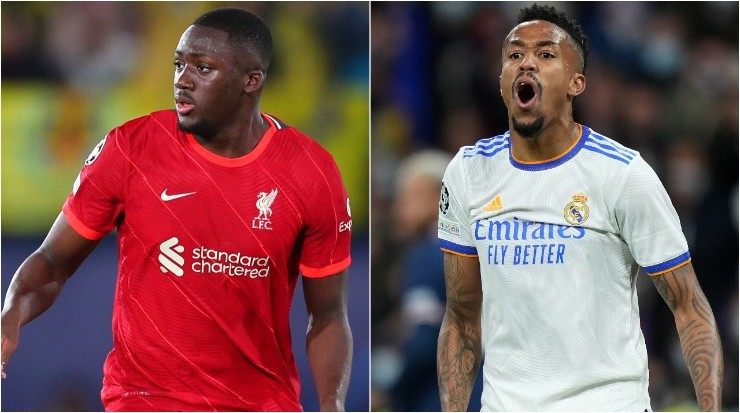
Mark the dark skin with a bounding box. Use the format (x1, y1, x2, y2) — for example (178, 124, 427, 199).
(651, 262, 723, 411)
(438, 19, 723, 412)
(499, 20, 585, 162)
(2, 24, 352, 412)
(304, 271, 353, 412)
(173, 25, 268, 158)
(437, 253, 482, 412)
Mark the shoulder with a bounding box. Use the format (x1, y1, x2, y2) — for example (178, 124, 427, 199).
(104, 110, 178, 152)
(114, 109, 175, 131)
(108, 110, 177, 140)
(266, 113, 340, 168)
(444, 132, 509, 181)
(580, 126, 641, 168)
(460, 131, 511, 161)
(578, 127, 669, 194)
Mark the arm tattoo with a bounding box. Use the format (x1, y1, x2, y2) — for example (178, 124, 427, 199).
(652, 264, 723, 411)
(652, 272, 677, 311)
(438, 254, 482, 411)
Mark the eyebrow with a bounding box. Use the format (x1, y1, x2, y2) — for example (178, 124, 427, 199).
(174, 50, 209, 58)
(507, 39, 559, 48)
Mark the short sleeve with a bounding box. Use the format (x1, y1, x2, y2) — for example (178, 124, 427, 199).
(298, 154, 352, 278)
(62, 128, 127, 240)
(615, 156, 690, 275)
(438, 151, 478, 256)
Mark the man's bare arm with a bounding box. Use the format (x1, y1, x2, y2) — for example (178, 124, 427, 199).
(437, 252, 482, 411)
(303, 270, 352, 412)
(651, 262, 723, 411)
(1, 213, 99, 378)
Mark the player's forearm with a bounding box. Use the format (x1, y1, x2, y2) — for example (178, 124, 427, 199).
(674, 295, 724, 411)
(1, 250, 70, 327)
(437, 309, 482, 412)
(306, 314, 353, 412)
(653, 264, 724, 411)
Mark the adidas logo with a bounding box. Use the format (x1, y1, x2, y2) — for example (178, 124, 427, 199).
(159, 237, 185, 277)
(483, 195, 503, 212)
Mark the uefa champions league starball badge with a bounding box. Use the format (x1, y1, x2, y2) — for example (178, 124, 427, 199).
(85, 135, 108, 165)
(439, 182, 450, 214)
(564, 192, 589, 226)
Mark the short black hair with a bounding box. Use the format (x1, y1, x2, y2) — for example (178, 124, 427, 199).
(193, 8, 273, 71)
(517, 4, 589, 73)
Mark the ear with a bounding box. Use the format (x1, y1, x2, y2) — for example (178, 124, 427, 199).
(244, 70, 266, 93)
(568, 73, 586, 98)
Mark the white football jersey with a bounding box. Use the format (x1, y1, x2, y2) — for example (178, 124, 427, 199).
(438, 124, 690, 411)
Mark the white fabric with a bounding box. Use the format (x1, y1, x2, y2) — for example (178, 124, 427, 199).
(438, 125, 689, 411)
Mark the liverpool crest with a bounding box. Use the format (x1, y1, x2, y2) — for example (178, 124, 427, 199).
(252, 189, 278, 230)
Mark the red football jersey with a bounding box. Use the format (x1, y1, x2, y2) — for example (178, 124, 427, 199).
(63, 110, 352, 411)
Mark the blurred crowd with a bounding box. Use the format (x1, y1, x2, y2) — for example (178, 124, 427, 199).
(371, 2, 738, 411)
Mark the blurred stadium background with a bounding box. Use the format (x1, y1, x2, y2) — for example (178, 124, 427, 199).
(371, 2, 738, 411)
(1, 2, 368, 411)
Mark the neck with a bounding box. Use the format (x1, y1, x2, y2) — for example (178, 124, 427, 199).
(194, 107, 268, 159)
(509, 117, 580, 162)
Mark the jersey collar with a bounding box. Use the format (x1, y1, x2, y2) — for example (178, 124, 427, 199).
(509, 124, 588, 171)
(186, 113, 278, 167)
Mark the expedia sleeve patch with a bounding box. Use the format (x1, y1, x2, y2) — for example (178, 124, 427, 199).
(439, 217, 461, 237)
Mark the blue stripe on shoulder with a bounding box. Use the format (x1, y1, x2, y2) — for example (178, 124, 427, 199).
(589, 132, 637, 158)
(582, 143, 632, 164)
(472, 135, 507, 151)
(463, 143, 510, 159)
(463, 133, 510, 159)
(584, 137, 635, 160)
(439, 239, 478, 255)
(643, 251, 691, 275)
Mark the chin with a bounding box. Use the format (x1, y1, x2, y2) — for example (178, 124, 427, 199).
(512, 115, 546, 139)
(178, 118, 215, 138)
(177, 118, 194, 133)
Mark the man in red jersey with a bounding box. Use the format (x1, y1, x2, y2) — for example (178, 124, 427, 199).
(1, 8, 353, 412)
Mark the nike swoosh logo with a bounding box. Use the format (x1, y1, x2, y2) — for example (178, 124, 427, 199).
(161, 189, 197, 201)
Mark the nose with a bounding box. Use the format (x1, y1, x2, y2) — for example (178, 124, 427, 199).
(174, 66, 193, 90)
(519, 52, 537, 72)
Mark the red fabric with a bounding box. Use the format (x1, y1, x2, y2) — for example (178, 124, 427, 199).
(63, 110, 352, 411)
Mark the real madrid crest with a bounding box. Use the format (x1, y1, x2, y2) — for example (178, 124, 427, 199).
(563, 193, 589, 226)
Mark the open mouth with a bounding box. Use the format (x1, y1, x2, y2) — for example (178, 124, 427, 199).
(517, 83, 535, 103)
(175, 95, 195, 115)
(514, 77, 539, 109)
(176, 102, 195, 115)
